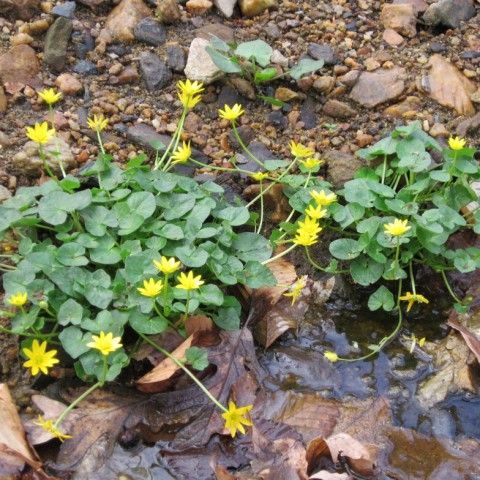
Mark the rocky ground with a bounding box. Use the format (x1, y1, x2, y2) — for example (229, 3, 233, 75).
(0, 0, 479, 202)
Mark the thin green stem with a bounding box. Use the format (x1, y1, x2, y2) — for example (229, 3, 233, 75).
(304, 247, 348, 274)
(381, 154, 387, 184)
(70, 212, 84, 233)
(440, 270, 462, 304)
(409, 262, 416, 295)
(256, 181, 264, 234)
(138, 332, 227, 413)
(161, 110, 188, 172)
(162, 274, 170, 317)
(0, 325, 58, 339)
(183, 290, 191, 323)
(38, 145, 58, 181)
(189, 157, 259, 176)
(232, 122, 265, 168)
(0, 263, 15, 271)
(246, 157, 299, 208)
(262, 243, 297, 265)
(395, 238, 400, 265)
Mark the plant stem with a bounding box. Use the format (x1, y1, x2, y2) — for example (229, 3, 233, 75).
(409, 261, 416, 295)
(232, 122, 265, 168)
(138, 332, 227, 413)
(262, 243, 297, 265)
(38, 145, 57, 181)
(381, 154, 387, 184)
(0, 263, 15, 271)
(0, 325, 58, 339)
(189, 157, 257, 176)
(256, 181, 264, 234)
(440, 270, 462, 304)
(246, 157, 298, 208)
(304, 247, 348, 274)
(163, 274, 170, 317)
(154, 107, 187, 171)
(183, 290, 191, 323)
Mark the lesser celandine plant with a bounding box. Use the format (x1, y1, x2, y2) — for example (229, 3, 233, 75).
(1, 80, 479, 441)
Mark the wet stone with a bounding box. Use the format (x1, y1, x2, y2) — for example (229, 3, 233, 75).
(134, 17, 166, 46)
(307, 43, 337, 65)
(429, 42, 447, 54)
(267, 110, 287, 129)
(43, 17, 73, 72)
(139, 52, 171, 91)
(51, 1, 76, 18)
(228, 125, 254, 149)
(423, 0, 476, 29)
(300, 96, 317, 129)
(73, 60, 98, 75)
(72, 30, 95, 59)
(166, 44, 186, 72)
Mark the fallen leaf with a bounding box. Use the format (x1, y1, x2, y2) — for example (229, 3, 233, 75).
(0, 383, 41, 476)
(309, 473, 349, 480)
(447, 316, 480, 365)
(243, 183, 291, 222)
(136, 334, 195, 393)
(186, 314, 214, 336)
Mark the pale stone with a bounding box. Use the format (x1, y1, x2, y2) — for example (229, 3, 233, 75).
(0, 44, 40, 86)
(238, 0, 275, 17)
(186, 0, 212, 15)
(213, 0, 236, 17)
(382, 28, 404, 47)
(380, 4, 417, 38)
(55, 73, 83, 95)
(184, 37, 224, 84)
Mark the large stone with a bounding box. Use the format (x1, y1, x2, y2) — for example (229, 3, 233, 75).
(238, 0, 275, 17)
(44, 17, 73, 72)
(323, 99, 356, 119)
(0, 0, 40, 20)
(0, 45, 40, 86)
(55, 73, 83, 95)
(186, 0, 212, 15)
(98, 0, 151, 43)
(423, 0, 476, 29)
(350, 67, 406, 108)
(325, 150, 364, 187)
(392, 0, 427, 14)
(134, 17, 166, 45)
(195, 23, 235, 42)
(156, 0, 181, 23)
(184, 37, 224, 85)
(213, 0, 237, 17)
(11, 137, 75, 176)
(307, 43, 337, 65)
(420, 54, 476, 116)
(380, 4, 417, 38)
(139, 52, 171, 90)
(51, 1, 76, 18)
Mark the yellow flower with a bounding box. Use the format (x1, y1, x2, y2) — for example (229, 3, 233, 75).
(305, 204, 327, 220)
(293, 230, 319, 247)
(299, 157, 323, 170)
(137, 278, 164, 297)
(171, 141, 192, 164)
(399, 291, 429, 312)
(26, 122, 55, 144)
(290, 141, 314, 158)
(35, 416, 72, 442)
(178, 91, 202, 109)
(448, 136, 466, 151)
(7, 292, 28, 307)
(176, 270, 204, 290)
(154, 256, 181, 275)
(221, 400, 253, 438)
(409, 334, 426, 354)
(310, 189, 337, 206)
(324, 351, 338, 363)
(283, 278, 305, 305)
(384, 218, 411, 237)
(250, 172, 269, 182)
(86, 331, 122, 356)
(297, 216, 322, 236)
(87, 114, 108, 132)
(218, 104, 244, 121)
(38, 88, 62, 106)
(23, 340, 59, 376)
(177, 79, 204, 97)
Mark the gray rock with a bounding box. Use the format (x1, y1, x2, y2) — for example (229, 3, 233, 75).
(218, 85, 243, 108)
(323, 99, 356, 119)
(325, 150, 364, 187)
(350, 67, 406, 108)
(195, 23, 235, 42)
(184, 37, 224, 85)
(429, 42, 447, 53)
(72, 30, 95, 59)
(134, 17, 166, 46)
(139, 52, 171, 91)
(307, 43, 337, 65)
(51, 1, 76, 18)
(238, 141, 279, 174)
(0, 0, 40, 20)
(300, 96, 317, 129)
(213, 0, 236, 17)
(11, 137, 75, 176)
(0, 185, 11, 202)
(264, 22, 281, 39)
(267, 110, 287, 129)
(44, 17, 73, 72)
(73, 60, 98, 75)
(423, 0, 476, 29)
(228, 125, 254, 149)
(166, 43, 186, 72)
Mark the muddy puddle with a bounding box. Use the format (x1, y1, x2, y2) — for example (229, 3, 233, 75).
(86, 289, 480, 480)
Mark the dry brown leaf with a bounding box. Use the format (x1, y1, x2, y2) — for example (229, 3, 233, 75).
(186, 314, 214, 336)
(253, 258, 298, 305)
(243, 183, 291, 222)
(0, 383, 41, 476)
(309, 472, 349, 480)
(137, 334, 194, 393)
(447, 316, 480, 365)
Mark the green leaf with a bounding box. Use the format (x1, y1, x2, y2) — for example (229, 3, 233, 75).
(213, 296, 241, 330)
(185, 346, 209, 371)
(82, 205, 118, 236)
(368, 286, 395, 311)
(215, 205, 250, 226)
(264, 160, 289, 171)
(56, 242, 88, 267)
(233, 232, 272, 262)
(254, 67, 278, 84)
(289, 58, 324, 80)
(38, 191, 70, 225)
(258, 95, 286, 107)
(350, 256, 384, 286)
(127, 191, 156, 219)
(174, 245, 209, 268)
(209, 35, 230, 52)
(234, 39, 273, 67)
(0, 207, 23, 232)
(129, 311, 168, 334)
(58, 299, 83, 326)
(199, 284, 224, 306)
(329, 238, 362, 260)
(239, 261, 276, 288)
(59, 326, 90, 359)
(83, 270, 112, 309)
(159, 223, 184, 240)
(205, 46, 242, 73)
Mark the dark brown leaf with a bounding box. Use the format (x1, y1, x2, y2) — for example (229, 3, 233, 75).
(448, 315, 480, 365)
